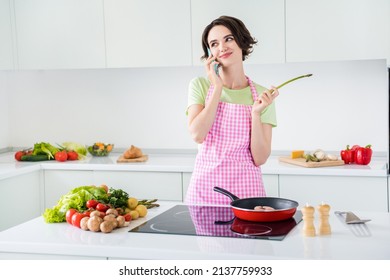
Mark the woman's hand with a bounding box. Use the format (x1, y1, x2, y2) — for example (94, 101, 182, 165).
(205, 53, 222, 88)
(252, 86, 279, 115)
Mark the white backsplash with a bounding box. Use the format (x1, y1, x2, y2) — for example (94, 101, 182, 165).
(0, 59, 388, 153)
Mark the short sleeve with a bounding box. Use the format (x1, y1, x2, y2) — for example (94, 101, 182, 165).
(186, 77, 210, 114)
(260, 102, 277, 127)
(255, 84, 277, 127)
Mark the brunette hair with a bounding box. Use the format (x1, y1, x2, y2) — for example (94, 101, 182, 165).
(201, 15, 258, 61)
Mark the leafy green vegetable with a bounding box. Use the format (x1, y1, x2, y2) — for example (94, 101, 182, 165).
(32, 142, 59, 159)
(62, 142, 87, 159)
(43, 185, 108, 223)
(107, 187, 129, 209)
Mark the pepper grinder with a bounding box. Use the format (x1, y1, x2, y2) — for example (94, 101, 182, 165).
(317, 202, 331, 235)
(301, 203, 316, 237)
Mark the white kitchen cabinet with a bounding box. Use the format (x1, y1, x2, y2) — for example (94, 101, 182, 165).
(182, 172, 191, 200)
(279, 175, 388, 212)
(14, 0, 106, 69)
(263, 174, 279, 197)
(191, 0, 285, 65)
(93, 171, 183, 201)
(104, 0, 192, 68)
(388, 176, 390, 212)
(44, 170, 94, 208)
(286, 0, 390, 63)
(181, 173, 278, 200)
(0, 171, 41, 231)
(0, 0, 14, 70)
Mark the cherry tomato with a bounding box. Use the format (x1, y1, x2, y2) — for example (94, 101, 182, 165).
(86, 199, 99, 209)
(66, 209, 78, 224)
(55, 151, 68, 162)
(83, 211, 91, 217)
(123, 213, 132, 222)
(71, 212, 87, 228)
(96, 203, 109, 212)
(14, 151, 25, 161)
(67, 151, 78, 160)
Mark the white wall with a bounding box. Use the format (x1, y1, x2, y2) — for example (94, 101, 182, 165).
(3, 59, 389, 153)
(0, 71, 9, 148)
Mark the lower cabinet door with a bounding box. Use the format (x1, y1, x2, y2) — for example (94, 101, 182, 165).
(93, 171, 183, 201)
(279, 175, 388, 212)
(0, 171, 41, 231)
(44, 170, 94, 208)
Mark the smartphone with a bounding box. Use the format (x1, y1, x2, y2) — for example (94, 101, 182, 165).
(207, 48, 219, 76)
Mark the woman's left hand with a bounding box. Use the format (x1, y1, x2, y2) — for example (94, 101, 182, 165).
(252, 86, 279, 115)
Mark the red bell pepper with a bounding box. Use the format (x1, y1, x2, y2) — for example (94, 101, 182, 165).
(354, 145, 372, 165)
(340, 145, 354, 164)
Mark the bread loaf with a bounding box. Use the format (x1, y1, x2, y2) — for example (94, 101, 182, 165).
(124, 145, 143, 159)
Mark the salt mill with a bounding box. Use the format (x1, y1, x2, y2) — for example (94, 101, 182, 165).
(301, 203, 316, 237)
(317, 202, 331, 235)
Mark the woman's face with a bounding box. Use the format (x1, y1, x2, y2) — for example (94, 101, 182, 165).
(207, 25, 242, 67)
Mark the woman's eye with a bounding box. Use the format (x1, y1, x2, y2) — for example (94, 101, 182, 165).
(226, 36, 234, 42)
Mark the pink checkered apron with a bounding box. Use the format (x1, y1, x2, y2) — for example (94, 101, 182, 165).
(186, 77, 266, 205)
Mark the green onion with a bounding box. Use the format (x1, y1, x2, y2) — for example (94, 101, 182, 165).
(271, 74, 313, 94)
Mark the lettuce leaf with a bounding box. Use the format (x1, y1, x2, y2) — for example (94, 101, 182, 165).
(43, 185, 108, 223)
(62, 142, 87, 159)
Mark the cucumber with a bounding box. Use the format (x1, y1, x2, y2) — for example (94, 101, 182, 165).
(21, 154, 50, 161)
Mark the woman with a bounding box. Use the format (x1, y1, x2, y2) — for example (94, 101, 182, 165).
(185, 16, 279, 205)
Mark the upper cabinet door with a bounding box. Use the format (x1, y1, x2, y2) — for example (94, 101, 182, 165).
(14, 0, 106, 70)
(191, 0, 285, 66)
(0, 0, 14, 70)
(104, 0, 192, 68)
(286, 0, 390, 63)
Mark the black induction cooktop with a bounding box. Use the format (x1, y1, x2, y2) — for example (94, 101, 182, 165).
(130, 205, 302, 241)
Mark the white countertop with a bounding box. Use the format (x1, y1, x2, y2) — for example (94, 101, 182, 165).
(0, 201, 389, 260)
(0, 151, 388, 180)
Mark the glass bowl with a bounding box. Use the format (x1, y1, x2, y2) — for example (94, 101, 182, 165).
(87, 143, 114, 157)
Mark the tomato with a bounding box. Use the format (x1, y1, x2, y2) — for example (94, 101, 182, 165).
(14, 151, 25, 161)
(96, 203, 109, 212)
(123, 213, 132, 222)
(86, 199, 99, 209)
(71, 212, 87, 228)
(83, 211, 91, 217)
(66, 209, 78, 224)
(55, 151, 68, 162)
(67, 151, 78, 161)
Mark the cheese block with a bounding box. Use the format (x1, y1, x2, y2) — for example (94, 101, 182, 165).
(291, 150, 304, 159)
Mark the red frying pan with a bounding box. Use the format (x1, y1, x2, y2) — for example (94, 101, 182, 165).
(214, 187, 299, 222)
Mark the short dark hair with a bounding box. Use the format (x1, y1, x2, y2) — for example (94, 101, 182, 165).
(201, 15, 258, 61)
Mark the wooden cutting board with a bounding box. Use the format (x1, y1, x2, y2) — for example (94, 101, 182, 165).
(117, 154, 148, 163)
(279, 156, 345, 168)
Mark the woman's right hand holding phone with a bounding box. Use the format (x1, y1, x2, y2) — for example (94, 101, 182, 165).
(205, 50, 222, 88)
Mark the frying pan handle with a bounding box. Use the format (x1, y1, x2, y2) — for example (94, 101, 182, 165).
(213, 186, 240, 201)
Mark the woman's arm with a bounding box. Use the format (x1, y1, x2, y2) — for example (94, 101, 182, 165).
(187, 85, 222, 143)
(251, 87, 279, 166)
(188, 55, 223, 144)
(250, 117, 273, 166)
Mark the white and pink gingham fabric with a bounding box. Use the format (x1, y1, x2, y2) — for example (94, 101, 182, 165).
(186, 77, 266, 205)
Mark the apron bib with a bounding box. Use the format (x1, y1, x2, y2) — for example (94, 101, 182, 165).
(186, 77, 266, 205)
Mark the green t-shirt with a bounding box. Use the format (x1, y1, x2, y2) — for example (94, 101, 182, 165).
(187, 77, 277, 127)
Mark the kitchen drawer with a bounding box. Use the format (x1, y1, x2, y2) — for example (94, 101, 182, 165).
(44, 170, 94, 208)
(279, 175, 388, 212)
(93, 171, 182, 201)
